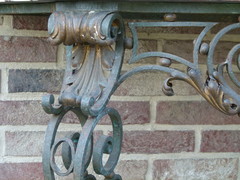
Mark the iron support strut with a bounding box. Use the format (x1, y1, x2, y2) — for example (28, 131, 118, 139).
(42, 11, 125, 180)
(42, 11, 240, 180)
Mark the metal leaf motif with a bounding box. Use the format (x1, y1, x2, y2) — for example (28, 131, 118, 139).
(43, 11, 125, 116)
(59, 44, 114, 107)
(117, 21, 240, 116)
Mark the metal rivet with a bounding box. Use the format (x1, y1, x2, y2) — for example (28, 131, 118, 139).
(199, 43, 209, 55)
(164, 14, 177, 22)
(124, 37, 133, 49)
(159, 58, 172, 67)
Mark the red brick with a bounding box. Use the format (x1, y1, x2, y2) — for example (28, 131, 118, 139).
(124, 40, 157, 64)
(163, 40, 238, 64)
(0, 101, 94, 125)
(5, 131, 45, 156)
(62, 101, 150, 125)
(58, 160, 147, 180)
(5, 131, 102, 156)
(0, 163, 44, 180)
(156, 101, 240, 125)
(114, 72, 198, 96)
(0, 101, 49, 125)
(13, 15, 49, 31)
(201, 130, 240, 152)
(102, 101, 150, 124)
(0, 36, 57, 62)
(9, 70, 63, 93)
(153, 158, 238, 180)
(211, 22, 239, 34)
(125, 20, 203, 34)
(163, 40, 195, 63)
(121, 130, 194, 153)
(139, 26, 203, 34)
(115, 160, 148, 180)
(213, 41, 238, 64)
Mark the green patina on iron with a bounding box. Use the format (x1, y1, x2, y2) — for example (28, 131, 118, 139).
(1, 1, 240, 179)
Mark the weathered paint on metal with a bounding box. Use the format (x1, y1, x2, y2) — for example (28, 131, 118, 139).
(41, 8, 240, 179)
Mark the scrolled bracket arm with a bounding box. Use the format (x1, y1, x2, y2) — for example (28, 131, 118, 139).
(42, 11, 125, 116)
(116, 20, 240, 116)
(42, 11, 125, 180)
(42, 10, 240, 180)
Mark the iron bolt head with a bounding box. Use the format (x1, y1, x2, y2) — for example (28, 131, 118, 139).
(199, 42, 209, 55)
(164, 14, 177, 22)
(158, 58, 172, 67)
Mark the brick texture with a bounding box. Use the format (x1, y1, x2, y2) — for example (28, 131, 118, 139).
(114, 72, 198, 96)
(163, 40, 238, 64)
(5, 131, 45, 156)
(0, 101, 49, 125)
(0, 36, 57, 62)
(124, 40, 157, 64)
(57, 160, 148, 180)
(5, 131, 102, 156)
(0, 163, 44, 180)
(153, 158, 238, 180)
(13, 15, 49, 31)
(2, 14, 240, 180)
(104, 101, 150, 124)
(121, 130, 194, 153)
(115, 160, 148, 180)
(8, 69, 64, 93)
(156, 101, 240, 125)
(211, 22, 239, 34)
(58, 101, 150, 125)
(125, 20, 203, 34)
(201, 130, 240, 152)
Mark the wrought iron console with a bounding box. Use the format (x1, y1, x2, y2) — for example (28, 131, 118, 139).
(1, 1, 240, 179)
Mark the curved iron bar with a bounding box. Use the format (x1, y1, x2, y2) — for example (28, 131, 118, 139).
(226, 44, 240, 87)
(207, 23, 240, 74)
(74, 107, 122, 180)
(117, 21, 240, 116)
(193, 23, 217, 65)
(128, 21, 217, 67)
(42, 11, 240, 180)
(42, 11, 124, 180)
(42, 108, 90, 180)
(43, 106, 122, 180)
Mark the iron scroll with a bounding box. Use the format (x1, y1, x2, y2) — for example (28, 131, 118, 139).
(42, 11, 240, 179)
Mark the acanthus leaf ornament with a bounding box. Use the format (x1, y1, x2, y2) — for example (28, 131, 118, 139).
(42, 11, 125, 116)
(42, 11, 124, 180)
(42, 11, 240, 180)
(116, 21, 240, 116)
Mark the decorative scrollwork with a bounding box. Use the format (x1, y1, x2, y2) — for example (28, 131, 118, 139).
(42, 11, 125, 116)
(114, 21, 240, 116)
(43, 107, 122, 180)
(42, 10, 240, 180)
(42, 11, 125, 180)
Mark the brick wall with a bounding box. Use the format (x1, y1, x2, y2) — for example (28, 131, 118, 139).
(0, 15, 240, 180)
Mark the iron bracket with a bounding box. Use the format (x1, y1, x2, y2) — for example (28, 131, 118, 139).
(41, 10, 240, 180)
